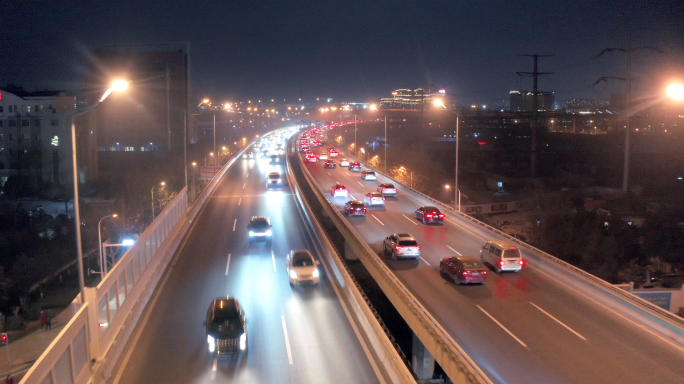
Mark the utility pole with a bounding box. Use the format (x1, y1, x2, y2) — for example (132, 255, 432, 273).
(594, 33, 663, 194)
(517, 54, 553, 179)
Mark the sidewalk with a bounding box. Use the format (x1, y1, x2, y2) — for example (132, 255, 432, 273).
(0, 307, 73, 381)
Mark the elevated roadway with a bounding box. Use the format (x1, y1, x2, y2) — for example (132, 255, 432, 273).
(300, 147, 684, 384)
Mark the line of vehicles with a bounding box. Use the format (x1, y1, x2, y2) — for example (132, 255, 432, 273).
(298, 126, 524, 288)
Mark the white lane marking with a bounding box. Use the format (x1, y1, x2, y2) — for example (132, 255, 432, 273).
(327, 171, 331, 176)
(371, 214, 385, 226)
(281, 316, 294, 365)
(238, 197, 242, 206)
(477, 305, 528, 348)
(225, 253, 232, 275)
(401, 214, 418, 226)
(357, 181, 364, 187)
(529, 302, 587, 340)
(345, 172, 351, 176)
(233, 219, 237, 231)
(246, 172, 249, 178)
(349, 195, 356, 200)
(420, 257, 431, 266)
(212, 356, 217, 372)
(243, 183, 246, 189)
(446, 245, 462, 256)
(272, 251, 277, 272)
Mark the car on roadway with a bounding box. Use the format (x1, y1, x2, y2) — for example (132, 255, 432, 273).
(328, 149, 339, 158)
(364, 192, 385, 206)
(300, 145, 309, 152)
(361, 170, 376, 181)
(377, 183, 397, 197)
(344, 200, 367, 216)
(339, 158, 350, 167)
(270, 155, 280, 164)
(286, 250, 321, 285)
(414, 206, 445, 224)
(480, 240, 524, 273)
(305, 153, 317, 162)
(383, 233, 421, 260)
(331, 184, 349, 198)
(267, 172, 281, 187)
(318, 152, 329, 160)
(244, 151, 254, 159)
(324, 160, 337, 168)
(440, 256, 487, 285)
(206, 297, 247, 357)
(349, 162, 361, 172)
(247, 216, 272, 245)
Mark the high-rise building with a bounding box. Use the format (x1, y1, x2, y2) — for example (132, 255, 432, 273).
(379, 88, 448, 110)
(0, 88, 75, 193)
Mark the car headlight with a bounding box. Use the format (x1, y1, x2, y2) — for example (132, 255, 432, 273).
(312, 269, 319, 278)
(265, 230, 272, 236)
(249, 231, 255, 237)
(239, 333, 247, 351)
(207, 335, 215, 352)
(289, 270, 298, 279)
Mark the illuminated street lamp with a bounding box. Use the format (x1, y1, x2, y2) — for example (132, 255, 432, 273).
(72, 80, 127, 302)
(399, 166, 413, 189)
(667, 83, 684, 101)
(98, 214, 118, 275)
(151, 181, 166, 219)
(185, 162, 197, 189)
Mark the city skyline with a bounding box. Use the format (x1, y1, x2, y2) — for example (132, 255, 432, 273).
(2, 1, 684, 105)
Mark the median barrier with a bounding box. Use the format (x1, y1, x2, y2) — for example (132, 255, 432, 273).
(286, 138, 416, 384)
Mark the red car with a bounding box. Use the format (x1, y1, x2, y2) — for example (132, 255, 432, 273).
(440, 256, 487, 285)
(415, 206, 445, 224)
(324, 160, 337, 168)
(349, 162, 361, 172)
(331, 184, 349, 198)
(344, 200, 367, 216)
(305, 153, 317, 162)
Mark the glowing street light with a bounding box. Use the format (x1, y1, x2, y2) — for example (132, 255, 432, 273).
(667, 83, 684, 100)
(151, 181, 166, 219)
(72, 79, 127, 302)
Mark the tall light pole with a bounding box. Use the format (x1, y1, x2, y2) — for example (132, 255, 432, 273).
(213, 114, 217, 174)
(184, 162, 197, 190)
(71, 80, 127, 302)
(98, 214, 118, 275)
(384, 115, 387, 174)
(151, 181, 166, 219)
(354, 113, 357, 157)
(455, 113, 460, 212)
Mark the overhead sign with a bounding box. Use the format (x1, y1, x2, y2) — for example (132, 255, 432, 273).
(633, 291, 672, 311)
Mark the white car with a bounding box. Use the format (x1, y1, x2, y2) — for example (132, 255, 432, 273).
(377, 183, 397, 197)
(361, 171, 376, 181)
(286, 250, 320, 285)
(331, 184, 349, 198)
(339, 158, 350, 167)
(319, 153, 329, 160)
(364, 192, 385, 206)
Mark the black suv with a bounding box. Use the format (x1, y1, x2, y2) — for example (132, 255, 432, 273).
(247, 216, 272, 245)
(206, 297, 247, 357)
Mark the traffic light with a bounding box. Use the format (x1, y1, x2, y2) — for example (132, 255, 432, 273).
(0, 333, 7, 344)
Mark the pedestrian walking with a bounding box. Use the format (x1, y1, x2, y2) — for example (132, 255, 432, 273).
(40, 310, 47, 329)
(45, 314, 52, 330)
(5, 374, 14, 384)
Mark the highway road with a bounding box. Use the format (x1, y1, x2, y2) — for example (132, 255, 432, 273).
(300, 138, 684, 384)
(109, 132, 382, 384)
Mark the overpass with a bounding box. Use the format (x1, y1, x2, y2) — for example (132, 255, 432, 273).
(19, 125, 684, 383)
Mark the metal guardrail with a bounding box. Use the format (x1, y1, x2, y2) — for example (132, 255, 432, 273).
(285, 138, 416, 384)
(296, 137, 491, 384)
(340, 145, 684, 346)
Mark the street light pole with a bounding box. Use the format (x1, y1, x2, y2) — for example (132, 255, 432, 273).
(98, 214, 117, 276)
(455, 114, 460, 212)
(384, 115, 387, 174)
(184, 162, 197, 191)
(354, 113, 357, 157)
(70, 80, 127, 303)
(213, 114, 217, 174)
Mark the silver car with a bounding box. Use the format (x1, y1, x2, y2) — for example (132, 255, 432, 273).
(383, 233, 421, 260)
(286, 250, 321, 285)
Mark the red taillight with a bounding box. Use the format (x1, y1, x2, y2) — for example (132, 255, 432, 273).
(416, 245, 421, 250)
(439, 214, 444, 218)
(519, 260, 524, 266)
(483, 271, 487, 275)
(395, 246, 404, 251)
(383, 197, 386, 201)
(463, 271, 468, 276)
(499, 260, 505, 266)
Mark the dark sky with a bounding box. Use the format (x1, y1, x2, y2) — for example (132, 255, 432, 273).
(2, 0, 683, 105)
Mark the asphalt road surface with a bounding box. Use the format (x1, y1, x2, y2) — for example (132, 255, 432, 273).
(109, 139, 382, 384)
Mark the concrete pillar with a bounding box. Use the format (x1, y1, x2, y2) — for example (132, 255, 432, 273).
(412, 332, 435, 380)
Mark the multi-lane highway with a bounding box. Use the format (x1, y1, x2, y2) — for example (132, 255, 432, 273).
(108, 132, 382, 384)
(300, 139, 684, 384)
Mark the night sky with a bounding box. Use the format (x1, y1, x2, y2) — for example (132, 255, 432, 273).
(3, 0, 683, 105)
